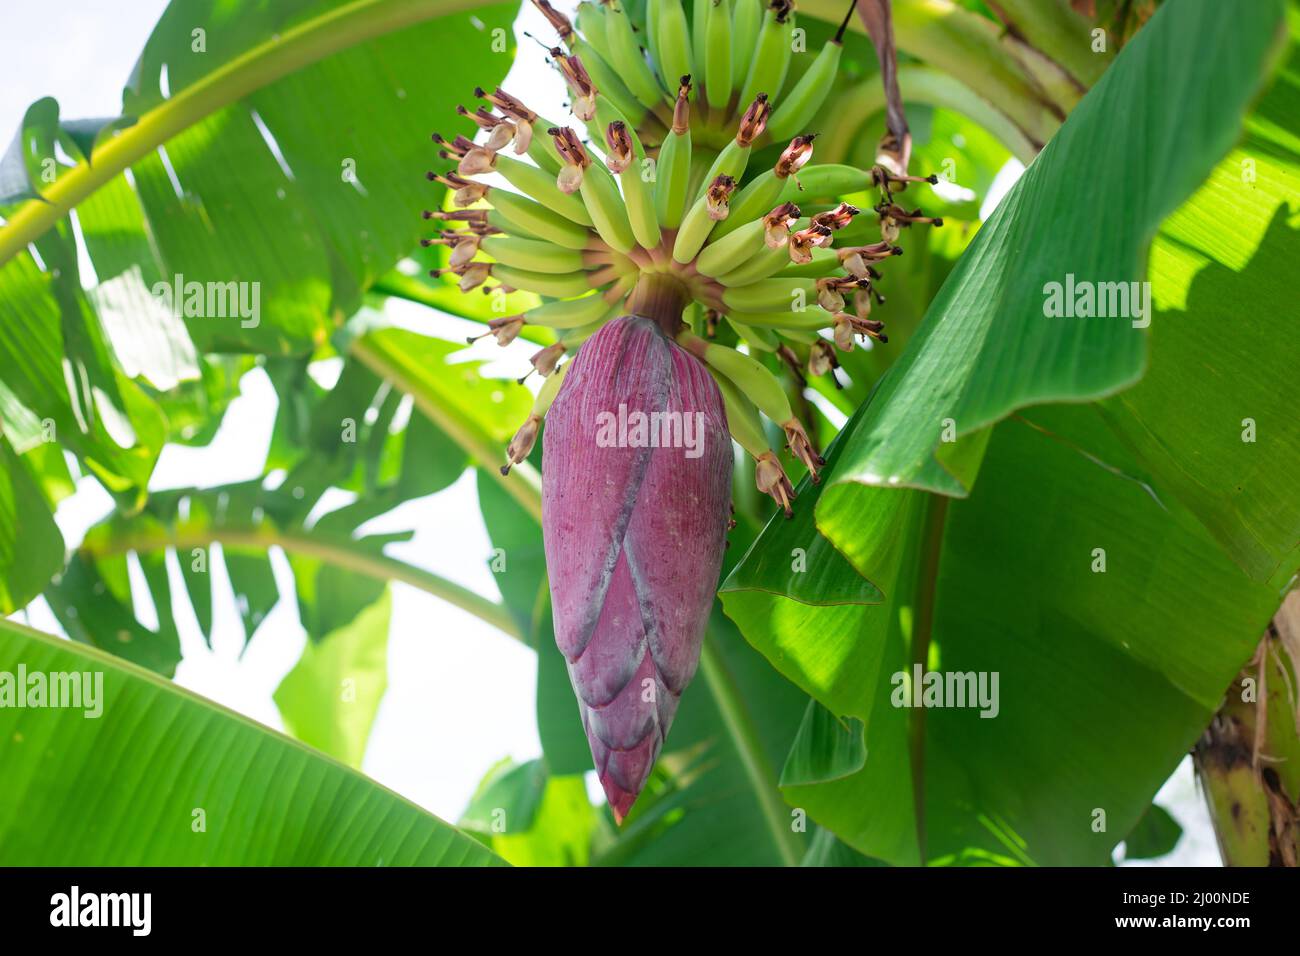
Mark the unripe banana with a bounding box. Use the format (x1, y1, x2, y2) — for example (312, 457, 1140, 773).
(492, 264, 595, 298)
(692, 0, 709, 92)
(684, 333, 794, 427)
(655, 0, 693, 94)
(572, 38, 648, 126)
(730, 0, 764, 89)
(707, 365, 769, 459)
(725, 309, 831, 331)
(644, 0, 662, 83)
(488, 191, 592, 249)
(673, 174, 737, 263)
(606, 121, 661, 249)
(775, 246, 840, 277)
(575, 2, 610, 58)
(603, 7, 665, 109)
(778, 164, 872, 202)
(765, 39, 843, 143)
(480, 235, 586, 273)
(704, 0, 734, 112)
(713, 169, 785, 241)
(739, 4, 794, 110)
(720, 277, 817, 312)
(535, 355, 570, 412)
(726, 317, 779, 352)
(713, 241, 790, 286)
(496, 154, 593, 225)
(579, 167, 638, 253)
(527, 293, 615, 329)
(656, 77, 696, 231)
(696, 218, 765, 277)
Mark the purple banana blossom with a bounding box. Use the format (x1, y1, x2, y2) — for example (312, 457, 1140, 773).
(542, 315, 732, 822)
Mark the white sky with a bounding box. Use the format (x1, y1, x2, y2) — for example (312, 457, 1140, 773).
(1, 0, 1216, 864)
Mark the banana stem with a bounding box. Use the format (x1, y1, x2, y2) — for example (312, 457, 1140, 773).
(82, 525, 524, 642)
(698, 637, 804, 866)
(1194, 592, 1300, 867)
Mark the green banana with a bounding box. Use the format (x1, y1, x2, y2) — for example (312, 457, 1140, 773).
(765, 39, 843, 143)
(493, 264, 595, 298)
(707, 364, 769, 459)
(695, 336, 794, 426)
(730, 0, 764, 89)
(526, 293, 615, 329)
(487, 191, 592, 249)
(673, 174, 736, 263)
(726, 317, 779, 352)
(644, 0, 662, 82)
(603, 6, 665, 108)
(607, 121, 661, 249)
(726, 310, 833, 331)
(575, 1, 609, 57)
(579, 167, 638, 253)
(704, 0, 734, 112)
(778, 163, 872, 202)
(656, 81, 694, 229)
(655, 0, 693, 93)
(692, 0, 709, 90)
(739, 4, 794, 109)
(572, 37, 647, 126)
(480, 236, 586, 273)
(713, 169, 784, 239)
(714, 242, 791, 286)
(695, 218, 765, 277)
(775, 246, 840, 277)
(496, 154, 593, 225)
(721, 277, 818, 312)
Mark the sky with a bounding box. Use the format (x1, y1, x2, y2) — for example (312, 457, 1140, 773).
(1, 0, 1218, 864)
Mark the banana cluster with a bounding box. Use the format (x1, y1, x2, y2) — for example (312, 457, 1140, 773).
(424, 0, 942, 516)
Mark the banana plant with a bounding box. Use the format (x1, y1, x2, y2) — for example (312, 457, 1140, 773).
(1, 0, 1297, 866)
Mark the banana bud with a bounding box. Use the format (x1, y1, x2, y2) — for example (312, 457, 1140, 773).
(448, 235, 482, 268)
(549, 126, 591, 194)
(809, 339, 837, 377)
(755, 451, 795, 518)
(736, 93, 771, 147)
(604, 121, 634, 174)
(532, 0, 575, 39)
(672, 76, 692, 133)
(816, 277, 846, 313)
(775, 134, 815, 179)
(762, 201, 800, 248)
(502, 413, 542, 475)
(487, 315, 526, 346)
(530, 341, 566, 376)
(457, 146, 497, 177)
(812, 202, 860, 232)
(839, 242, 901, 277)
(554, 50, 598, 122)
(789, 224, 831, 264)
(706, 175, 737, 221)
(782, 417, 824, 481)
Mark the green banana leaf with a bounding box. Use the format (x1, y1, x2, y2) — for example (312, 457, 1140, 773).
(0, 617, 501, 865)
(722, 0, 1298, 865)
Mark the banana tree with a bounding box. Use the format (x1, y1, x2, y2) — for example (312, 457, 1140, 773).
(1, 0, 1297, 866)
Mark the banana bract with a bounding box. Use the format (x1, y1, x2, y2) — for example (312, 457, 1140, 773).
(542, 317, 732, 820)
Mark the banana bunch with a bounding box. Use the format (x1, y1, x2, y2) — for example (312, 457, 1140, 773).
(424, 0, 942, 515)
